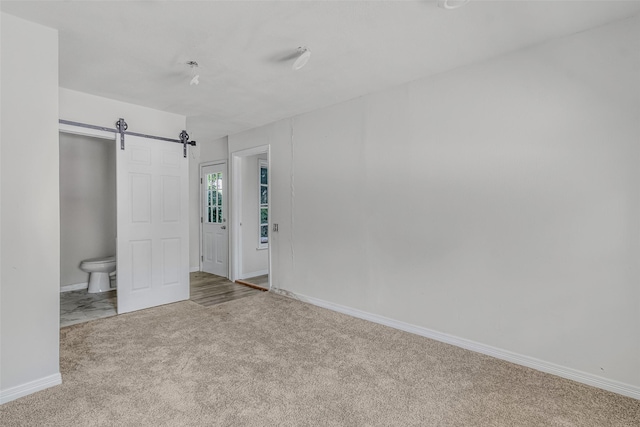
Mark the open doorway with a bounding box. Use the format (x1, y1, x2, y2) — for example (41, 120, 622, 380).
(58, 127, 118, 327)
(230, 146, 271, 290)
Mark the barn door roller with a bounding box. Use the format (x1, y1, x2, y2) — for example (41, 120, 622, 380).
(115, 118, 196, 157)
(116, 118, 128, 151)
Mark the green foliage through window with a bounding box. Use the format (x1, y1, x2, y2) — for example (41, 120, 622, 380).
(259, 160, 268, 246)
(206, 172, 223, 224)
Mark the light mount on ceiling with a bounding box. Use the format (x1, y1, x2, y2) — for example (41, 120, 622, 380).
(438, 0, 471, 10)
(187, 61, 200, 85)
(292, 47, 311, 71)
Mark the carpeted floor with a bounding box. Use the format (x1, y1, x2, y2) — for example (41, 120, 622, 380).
(1, 293, 638, 426)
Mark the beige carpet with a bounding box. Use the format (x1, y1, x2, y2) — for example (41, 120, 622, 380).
(1, 293, 638, 426)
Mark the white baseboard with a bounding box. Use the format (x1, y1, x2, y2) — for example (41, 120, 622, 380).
(287, 291, 640, 400)
(239, 269, 268, 280)
(0, 373, 62, 404)
(190, 266, 200, 273)
(60, 282, 88, 292)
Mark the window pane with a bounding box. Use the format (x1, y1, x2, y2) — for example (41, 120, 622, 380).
(260, 186, 268, 205)
(258, 162, 268, 245)
(206, 172, 224, 223)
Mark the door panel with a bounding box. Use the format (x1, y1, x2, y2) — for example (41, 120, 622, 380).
(117, 134, 189, 314)
(204, 231, 215, 262)
(201, 163, 228, 276)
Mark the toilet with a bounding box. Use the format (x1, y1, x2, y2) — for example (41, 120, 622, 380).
(80, 255, 116, 293)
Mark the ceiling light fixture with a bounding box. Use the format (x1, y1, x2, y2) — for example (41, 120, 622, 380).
(187, 61, 200, 85)
(438, 0, 471, 10)
(292, 47, 311, 71)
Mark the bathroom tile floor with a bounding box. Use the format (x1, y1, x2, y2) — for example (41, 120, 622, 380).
(60, 290, 117, 328)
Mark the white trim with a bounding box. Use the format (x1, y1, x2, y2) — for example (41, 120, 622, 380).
(0, 373, 62, 404)
(60, 282, 88, 292)
(230, 145, 271, 291)
(59, 122, 116, 140)
(238, 269, 269, 280)
(284, 291, 640, 400)
(189, 266, 200, 273)
(228, 157, 243, 282)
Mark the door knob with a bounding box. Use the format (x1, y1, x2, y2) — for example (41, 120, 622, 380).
(220, 225, 226, 230)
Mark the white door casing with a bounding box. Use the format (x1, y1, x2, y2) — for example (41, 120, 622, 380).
(116, 134, 189, 314)
(201, 163, 228, 277)
(230, 145, 271, 288)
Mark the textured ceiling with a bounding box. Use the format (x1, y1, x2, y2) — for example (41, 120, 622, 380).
(2, 1, 640, 141)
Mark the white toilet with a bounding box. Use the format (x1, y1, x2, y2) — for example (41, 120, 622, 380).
(80, 255, 116, 293)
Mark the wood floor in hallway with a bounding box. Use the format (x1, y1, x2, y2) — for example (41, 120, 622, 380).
(190, 271, 265, 307)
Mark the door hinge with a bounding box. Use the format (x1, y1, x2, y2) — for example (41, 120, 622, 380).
(201, 178, 203, 184)
(200, 217, 203, 223)
(201, 256, 203, 261)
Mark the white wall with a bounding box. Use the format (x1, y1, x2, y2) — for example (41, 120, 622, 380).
(1, 12, 61, 401)
(240, 154, 269, 278)
(228, 16, 640, 396)
(59, 133, 116, 288)
(188, 136, 228, 272)
(60, 88, 186, 138)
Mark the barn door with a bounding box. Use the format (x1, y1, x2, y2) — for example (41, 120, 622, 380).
(116, 134, 189, 314)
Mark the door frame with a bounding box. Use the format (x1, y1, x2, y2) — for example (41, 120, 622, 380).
(199, 160, 228, 276)
(58, 123, 118, 289)
(230, 145, 271, 290)
(59, 122, 116, 141)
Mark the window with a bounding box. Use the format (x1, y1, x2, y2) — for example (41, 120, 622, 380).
(258, 159, 268, 248)
(206, 172, 223, 224)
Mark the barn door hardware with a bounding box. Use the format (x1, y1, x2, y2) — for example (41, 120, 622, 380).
(115, 120, 196, 157)
(59, 118, 195, 158)
(115, 118, 128, 150)
(179, 130, 191, 158)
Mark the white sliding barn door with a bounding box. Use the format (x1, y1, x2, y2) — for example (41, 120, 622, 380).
(116, 134, 189, 314)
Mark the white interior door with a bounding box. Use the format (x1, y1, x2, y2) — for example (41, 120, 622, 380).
(201, 163, 228, 276)
(116, 134, 189, 314)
